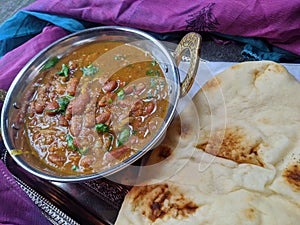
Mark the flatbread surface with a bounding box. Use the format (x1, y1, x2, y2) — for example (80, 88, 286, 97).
(115, 61, 300, 225)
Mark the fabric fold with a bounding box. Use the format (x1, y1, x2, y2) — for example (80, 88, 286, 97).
(0, 159, 51, 225)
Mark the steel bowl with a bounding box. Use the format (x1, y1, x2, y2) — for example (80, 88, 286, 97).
(0, 26, 201, 182)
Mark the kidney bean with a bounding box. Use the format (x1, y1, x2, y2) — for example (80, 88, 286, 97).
(129, 136, 138, 145)
(73, 137, 80, 149)
(70, 116, 82, 137)
(45, 101, 60, 116)
(106, 146, 130, 162)
(28, 101, 36, 116)
(131, 117, 142, 131)
(80, 155, 95, 168)
(144, 101, 155, 115)
(56, 83, 66, 95)
(130, 100, 144, 116)
(34, 100, 46, 114)
(98, 93, 116, 107)
(135, 83, 146, 94)
(65, 101, 73, 120)
(131, 100, 143, 111)
(96, 111, 111, 124)
(48, 153, 66, 165)
(102, 80, 117, 93)
(72, 93, 90, 114)
(59, 116, 69, 126)
(66, 77, 79, 96)
(123, 85, 134, 95)
(84, 113, 95, 128)
(118, 98, 132, 109)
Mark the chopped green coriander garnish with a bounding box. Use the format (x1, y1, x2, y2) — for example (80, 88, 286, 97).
(150, 77, 156, 87)
(117, 89, 125, 100)
(146, 69, 160, 76)
(48, 96, 71, 114)
(71, 165, 78, 171)
(66, 134, 77, 151)
(108, 98, 113, 104)
(57, 97, 70, 112)
(114, 55, 126, 60)
(151, 59, 157, 66)
(42, 56, 60, 70)
(117, 128, 130, 146)
(78, 147, 89, 155)
(66, 134, 89, 155)
(95, 124, 110, 133)
(56, 64, 69, 77)
(146, 69, 154, 75)
(81, 64, 99, 76)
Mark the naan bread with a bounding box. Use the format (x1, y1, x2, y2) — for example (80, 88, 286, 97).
(115, 61, 300, 225)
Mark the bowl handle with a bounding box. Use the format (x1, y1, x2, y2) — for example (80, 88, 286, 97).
(0, 89, 6, 141)
(173, 32, 202, 97)
(0, 89, 6, 103)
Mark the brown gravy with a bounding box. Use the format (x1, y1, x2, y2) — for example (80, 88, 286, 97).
(22, 41, 169, 174)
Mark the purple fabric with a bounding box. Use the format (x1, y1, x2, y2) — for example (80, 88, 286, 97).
(0, 0, 299, 93)
(23, 0, 300, 56)
(0, 25, 68, 224)
(0, 162, 51, 225)
(0, 25, 69, 92)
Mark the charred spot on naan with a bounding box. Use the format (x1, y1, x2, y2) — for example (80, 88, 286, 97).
(283, 163, 300, 191)
(244, 208, 257, 221)
(129, 183, 199, 222)
(201, 77, 222, 90)
(144, 144, 174, 165)
(252, 63, 288, 81)
(157, 145, 172, 159)
(196, 126, 265, 167)
(252, 64, 269, 79)
(178, 121, 193, 139)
